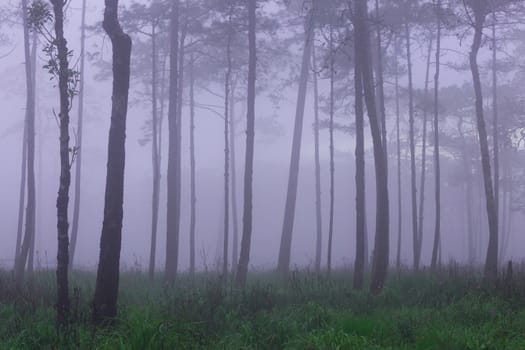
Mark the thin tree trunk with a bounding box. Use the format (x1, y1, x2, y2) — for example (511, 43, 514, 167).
(189, 53, 196, 275)
(374, 0, 387, 160)
(236, 0, 256, 287)
(327, 24, 335, 275)
(92, 0, 131, 324)
(431, 0, 442, 270)
(355, 0, 389, 292)
(469, 2, 498, 280)
(394, 37, 402, 271)
(165, 0, 180, 282)
(15, 81, 28, 267)
(491, 12, 500, 255)
(312, 45, 322, 274)
(148, 23, 160, 280)
(70, 0, 87, 270)
(416, 34, 433, 267)
(458, 116, 475, 264)
(230, 83, 239, 275)
(222, 9, 233, 278)
(50, 0, 73, 326)
(277, 10, 314, 275)
(405, 21, 419, 271)
(353, 24, 366, 290)
(15, 0, 36, 288)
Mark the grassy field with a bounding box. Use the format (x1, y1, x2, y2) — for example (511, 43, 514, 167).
(1, 266, 525, 349)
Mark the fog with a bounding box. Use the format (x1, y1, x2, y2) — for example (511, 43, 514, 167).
(1, 0, 525, 277)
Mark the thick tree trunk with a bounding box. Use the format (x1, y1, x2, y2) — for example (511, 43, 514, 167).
(431, 0, 442, 270)
(165, 0, 180, 282)
(469, 2, 498, 280)
(236, 0, 256, 287)
(189, 53, 196, 275)
(50, 0, 73, 326)
(70, 0, 87, 270)
(416, 35, 433, 267)
(311, 45, 322, 274)
(353, 27, 366, 290)
(148, 24, 160, 280)
(277, 9, 314, 275)
(327, 25, 335, 275)
(394, 37, 402, 271)
(15, 0, 36, 287)
(405, 21, 419, 271)
(355, 0, 389, 292)
(92, 0, 131, 324)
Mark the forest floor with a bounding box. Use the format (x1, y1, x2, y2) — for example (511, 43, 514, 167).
(1, 266, 525, 349)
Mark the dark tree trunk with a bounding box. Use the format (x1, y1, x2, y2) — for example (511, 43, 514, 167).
(311, 45, 322, 274)
(70, 0, 87, 270)
(92, 0, 131, 324)
(374, 0, 387, 160)
(236, 0, 256, 287)
(222, 9, 233, 278)
(189, 53, 196, 275)
(355, 0, 389, 292)
(148, 23, 160, 280)
(327, 24, 335, 275)
(15, 0, 36, 287)
(431, 0, 442, 270)
(277, 9, 314, 275)
(491, 12, 500, 252)
(165, 0, 180, 282)
(353, 26, 366, 290)
(458, 116, 474, 264)
(15, 109, 27, 267)
(394, 37, 402, 271)
(405, 21, 419, 271)
(416, 35, 433, 267)
(50, 0, 73, 326)
(469, 1, 498, 280)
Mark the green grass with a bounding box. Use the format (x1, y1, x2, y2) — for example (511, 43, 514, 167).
(1, 266, 525, 349)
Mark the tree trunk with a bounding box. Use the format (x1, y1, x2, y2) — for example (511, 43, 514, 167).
(236, 0, 256, 287)
(355, 0, 389, 293)
(165, 0, 180, 282)
(431, 0, 442, 270)
(277, 9, 314, 275)
(353, 24, 366, 290)
(469, 2, 498, 280)
(230, 83, 239, 275)
(189, 53, 196, 275)
(49, 0, 73, 326)
(491, 12, 500, 256)
(311, 45, 322, 274)
(92, 0, 131, 324)
(327, 24, 335, 275)
(405, 21, 419, 271)
(222, 9, 233, 278)
(15, 76, 28, 269)
(374, 0, 387, 160)
(416, 34, 433, 267)
(148, 23, 160, 280)
(15, 0, 36, 288)
(458, 116, 475, 264)
(394, 37, 402, 271)
(70, 0, 87, 270)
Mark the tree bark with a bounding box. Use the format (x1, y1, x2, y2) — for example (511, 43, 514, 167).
(277, 8, 314, 275)
(327, 24, 335, 275)
(311, 45, 322, 274)
(405, 21, 419, 271)
(230, 83, 239, 275)
(165, 0, 180, 282)
(148, 23, 160, 280)
(469, 1, 498, 280)
(15, 0, 36, 288)
(70, 0, 87, 270)
(431, 0, 442, 270)
(189, 53, 196, 275)
(236, 0, 256, 287)
(394, 37, 402, 271)
(49, 0, 73, 326)
(355, 0, 389, 292)
(92, 0, 132, 324)
(491, 12, 500, 256)
(353, 24, 366, 290)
